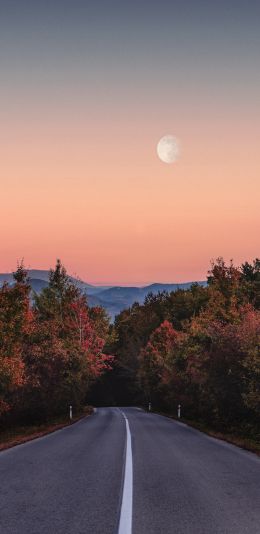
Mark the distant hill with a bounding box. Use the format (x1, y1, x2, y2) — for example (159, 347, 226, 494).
(0, 270, 207, 320)
(90, 282, 207, 318)
(0, 270, 106, 292)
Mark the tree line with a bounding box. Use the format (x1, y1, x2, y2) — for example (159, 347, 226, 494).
(1, 257, 259, 438)
(99, 258, 259, 438)
(0, 260, 112, 426)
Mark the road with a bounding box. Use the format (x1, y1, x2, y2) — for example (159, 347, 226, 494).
(0, 407, 259, 534)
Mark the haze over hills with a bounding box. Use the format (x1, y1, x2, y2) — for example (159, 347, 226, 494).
(0, 270, 207, 320)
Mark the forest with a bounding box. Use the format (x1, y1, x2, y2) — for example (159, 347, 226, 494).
(0, 258, 259, 441)
(93, 257, 260, 440)
(0, 260, 112, 426)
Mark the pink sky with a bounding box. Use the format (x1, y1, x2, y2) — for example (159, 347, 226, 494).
(1, 2, 259, 285)
(1, 102, 259, 285)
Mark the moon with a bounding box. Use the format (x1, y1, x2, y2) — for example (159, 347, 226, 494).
(157, 135, 180, 164)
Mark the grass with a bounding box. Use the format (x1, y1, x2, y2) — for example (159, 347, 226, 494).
(0, 406, 93, 451)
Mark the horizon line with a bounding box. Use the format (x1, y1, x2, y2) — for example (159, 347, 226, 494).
(0, 267, 207, 288)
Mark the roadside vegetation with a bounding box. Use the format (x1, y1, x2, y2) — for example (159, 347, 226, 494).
(0, 260, 112, 436)
(1, 257, 259, 451)
(0, 406, 93, 451)
(99, 258, 260, 446)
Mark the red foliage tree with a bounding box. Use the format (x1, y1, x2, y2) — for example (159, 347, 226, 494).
(138, 320, 182, 405)
(0, 264, 31, 416)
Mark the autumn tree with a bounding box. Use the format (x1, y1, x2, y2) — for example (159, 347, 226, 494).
(0, 263, 31, 417)
(239, 307, 260, 425)
(19, 260, 112, 420)
(138, 320, 182, 408)
(241, 258, 260, 309)
(0, 260, 112, 425)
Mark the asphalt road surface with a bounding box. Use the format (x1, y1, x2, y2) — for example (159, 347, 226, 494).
(0, 407, 259, 534)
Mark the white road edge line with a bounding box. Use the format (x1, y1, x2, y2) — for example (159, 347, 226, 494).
(118, 411, 133, 534)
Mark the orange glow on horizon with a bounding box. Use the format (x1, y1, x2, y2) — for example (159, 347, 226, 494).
(1, 96, 259, 285)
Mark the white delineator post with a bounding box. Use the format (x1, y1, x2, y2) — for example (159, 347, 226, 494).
(148, 402, 151, 412)
(178, 404, 181, 419)
(69, 405, 73, 421)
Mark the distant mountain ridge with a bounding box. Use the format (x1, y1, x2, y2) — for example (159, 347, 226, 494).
(0, 270, 207, 320)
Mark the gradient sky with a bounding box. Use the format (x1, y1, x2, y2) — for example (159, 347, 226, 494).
(1, 0, 259, 285)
